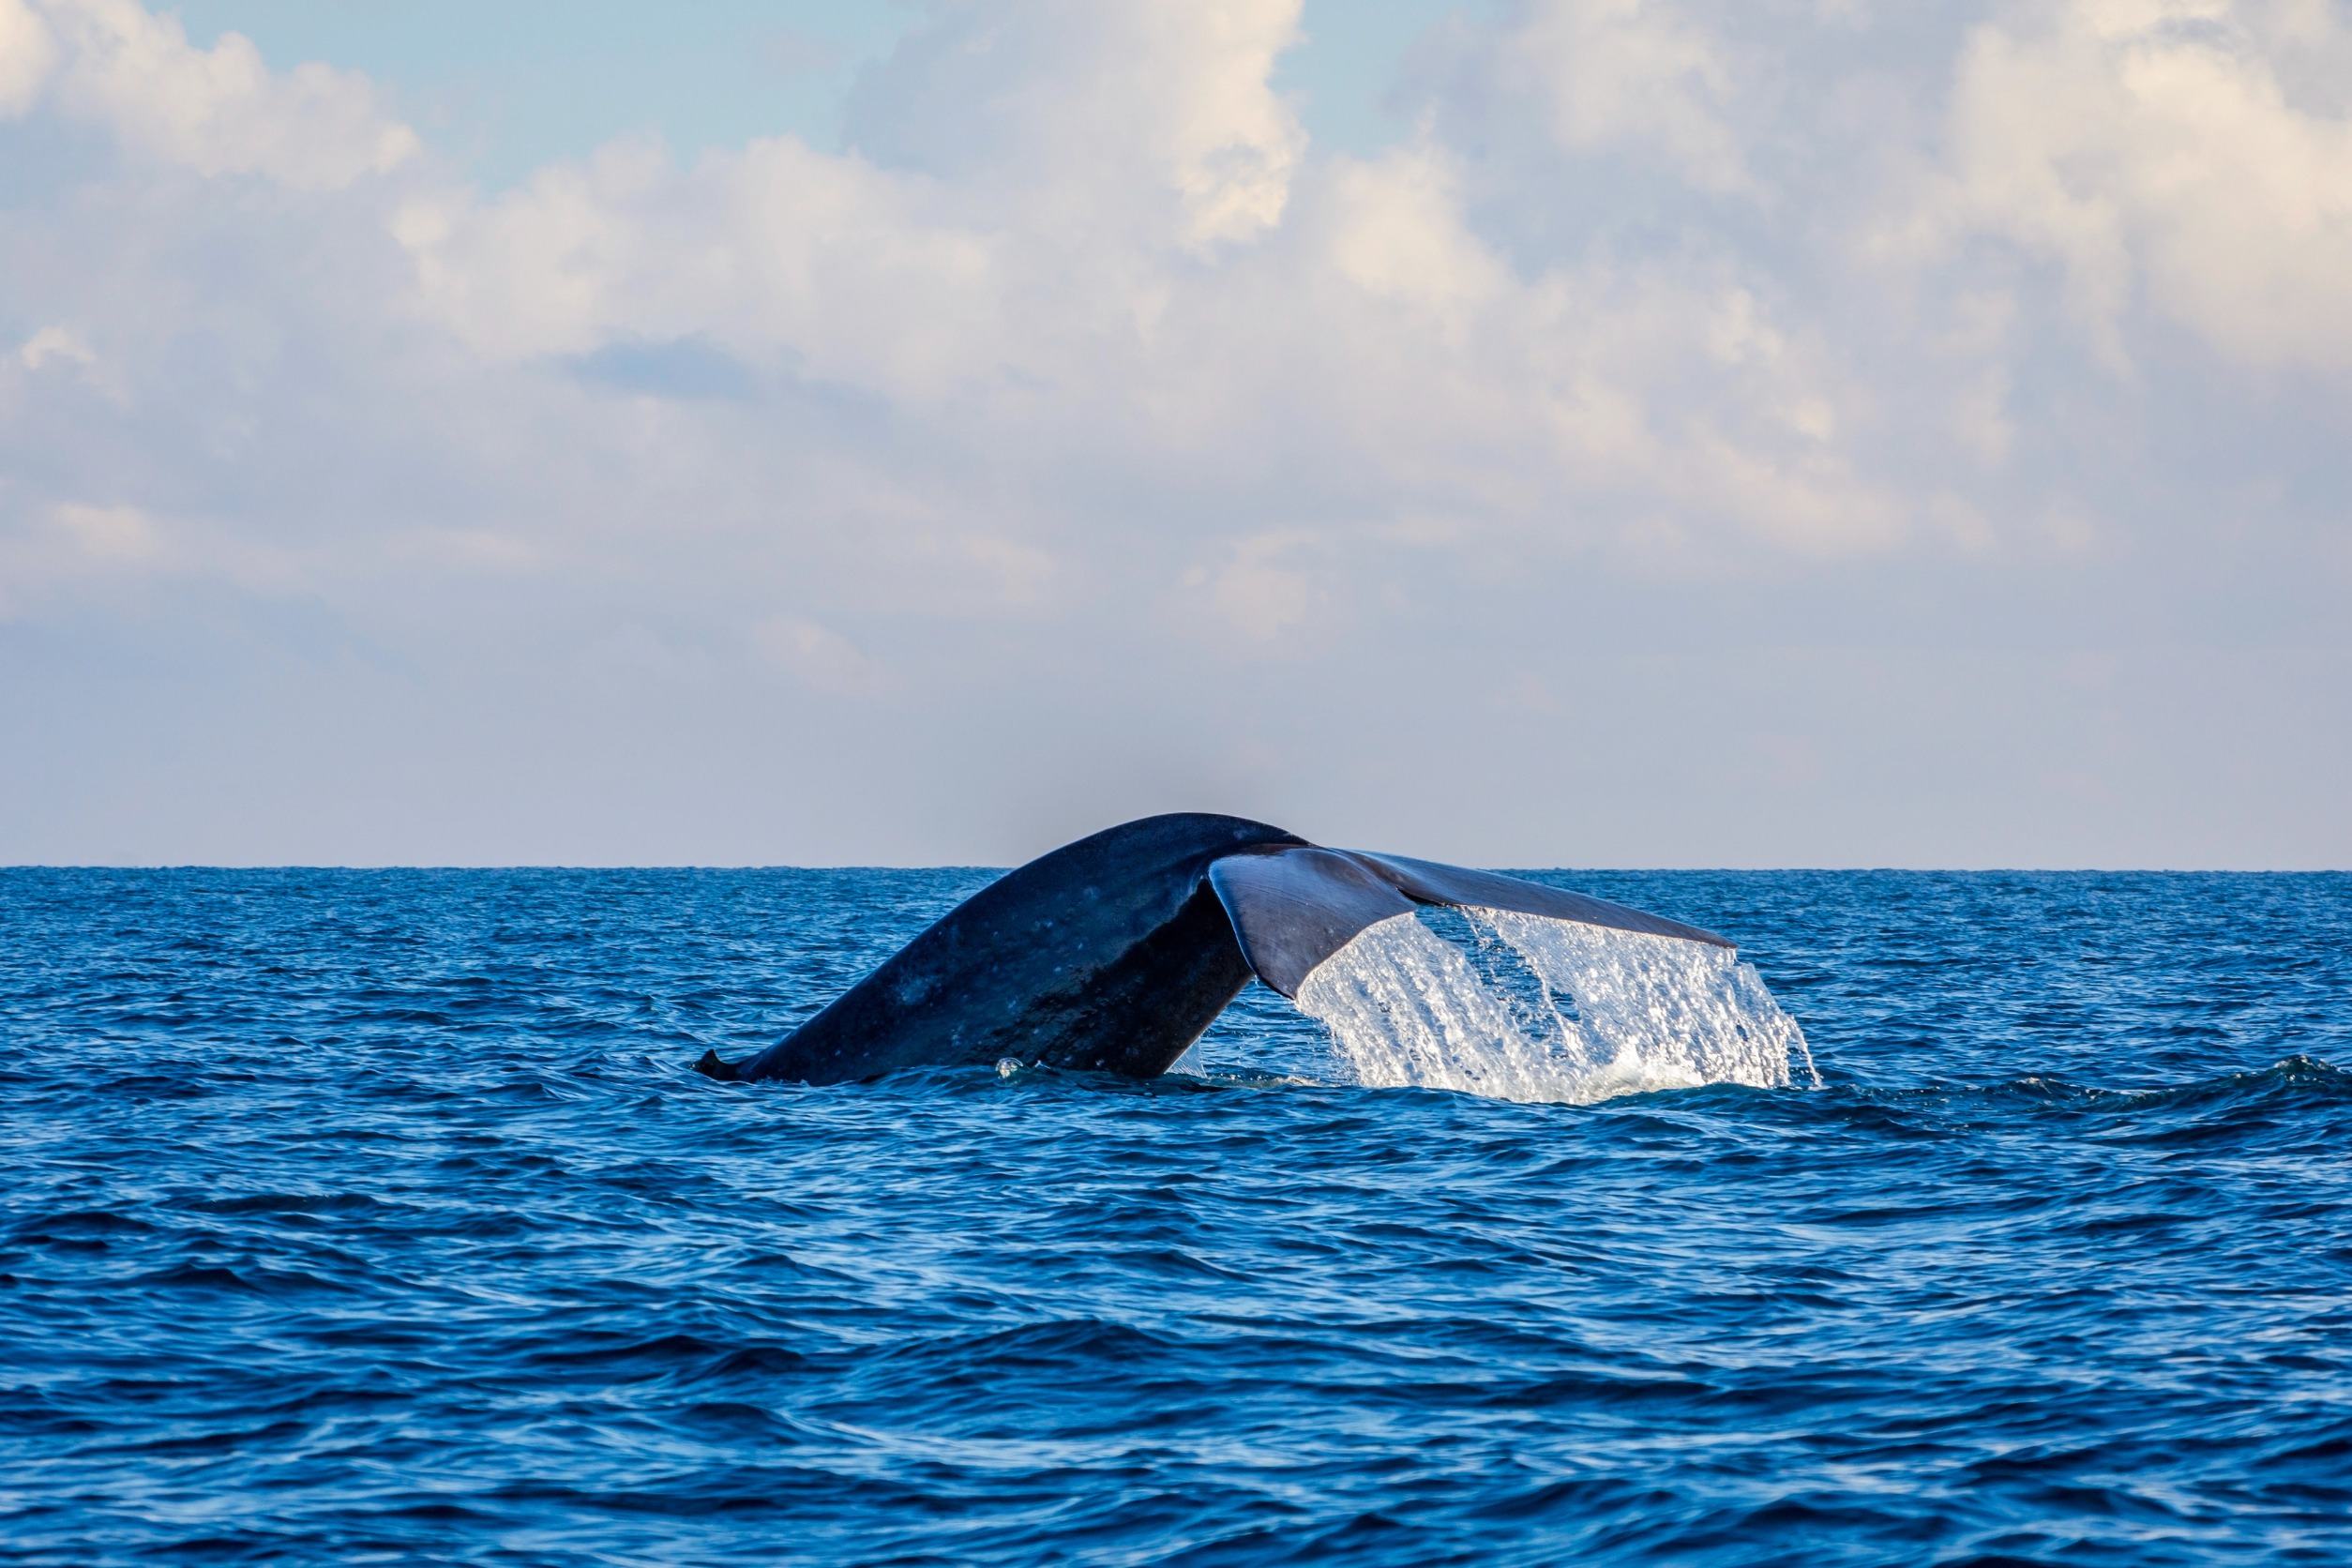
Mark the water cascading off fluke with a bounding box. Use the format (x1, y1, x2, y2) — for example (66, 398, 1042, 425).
(1287, 906, 1815, 1104)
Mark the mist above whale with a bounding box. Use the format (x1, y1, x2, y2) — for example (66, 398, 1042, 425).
(695, 813, 1754, 1088)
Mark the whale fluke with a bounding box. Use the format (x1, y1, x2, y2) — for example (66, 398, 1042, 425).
(1209, 845, 1729, 999)
(700, 813, 1730, 1085)
(1347, 852, 1730, 952)
(1207, 846, 1417, 998)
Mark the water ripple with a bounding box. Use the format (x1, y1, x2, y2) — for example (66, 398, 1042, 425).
(1, 868, 2348, 1564)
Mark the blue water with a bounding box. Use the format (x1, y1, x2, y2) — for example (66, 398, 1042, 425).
(3, 868, 2349, 1565)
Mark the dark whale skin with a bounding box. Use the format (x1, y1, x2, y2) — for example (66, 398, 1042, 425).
(724, 813, 1304, 1084)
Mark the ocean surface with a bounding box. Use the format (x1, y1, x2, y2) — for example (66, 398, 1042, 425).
(3, 867, 2348, 1565)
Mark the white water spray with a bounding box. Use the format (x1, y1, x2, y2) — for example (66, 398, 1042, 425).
(1290, 908, 1815, 1104)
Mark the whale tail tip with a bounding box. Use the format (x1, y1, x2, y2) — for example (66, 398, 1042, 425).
(692, 1048, 741, 1082)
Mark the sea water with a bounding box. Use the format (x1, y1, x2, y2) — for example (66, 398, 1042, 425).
(3, 867, 2349, 1564)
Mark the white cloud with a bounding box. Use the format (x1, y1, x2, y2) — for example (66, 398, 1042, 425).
(0, 501, 158, 616)
(1922, 0, 2352, 369)
(1323, 146, 1511, 323)
(19, 323, 95, 370)
(36, 0, 417, 188)
(1180, 531, 1330, 643)
(1509, 0, 1756, 192)
(397, 136, 1003, 391)
(0, 0, 58, 117)
(375, 8, 1887, 565)
(756, 613, 890, 696)
(840, 0, 1306, 250)
(48, 499, 155, 559)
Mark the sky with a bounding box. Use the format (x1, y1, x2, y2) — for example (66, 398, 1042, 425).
(1, 0, 2346, 868)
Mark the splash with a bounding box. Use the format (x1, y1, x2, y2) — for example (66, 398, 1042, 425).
(1291, 907, 1815, 1103)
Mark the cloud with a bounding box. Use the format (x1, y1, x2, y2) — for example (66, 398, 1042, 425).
(371, 2, 1892, 570)
(395, 135, 1003, 392)
(756, 613, 890, 696)
(1919, 0, 2352, 369)
(1180, 531, 1331, 643)
(20, 323, 94, 370)
(1509, 0, 1756, 193)
(841, 0, 1307, 249)
(48, 499, 156, 560)
(35, 0, 417, 188)
(0, 501, 158, 616)
(0, 0, 2345, 863)
(0, 0, 58, 118)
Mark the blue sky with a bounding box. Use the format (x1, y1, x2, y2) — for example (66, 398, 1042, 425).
(166, 2, 927, 185)
(2, 0, 2347, 867)
(168, 0, 1469, 181)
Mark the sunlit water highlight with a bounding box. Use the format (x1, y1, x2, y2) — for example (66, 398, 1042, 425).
(5, 867, 2350, 1566)
(1291, 907, 1813, 1102)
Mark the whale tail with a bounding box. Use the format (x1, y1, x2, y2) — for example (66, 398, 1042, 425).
(711, 814, 1737, 1086)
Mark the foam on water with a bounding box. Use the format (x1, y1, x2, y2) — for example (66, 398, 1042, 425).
(1292, 907, 1815, 1102)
